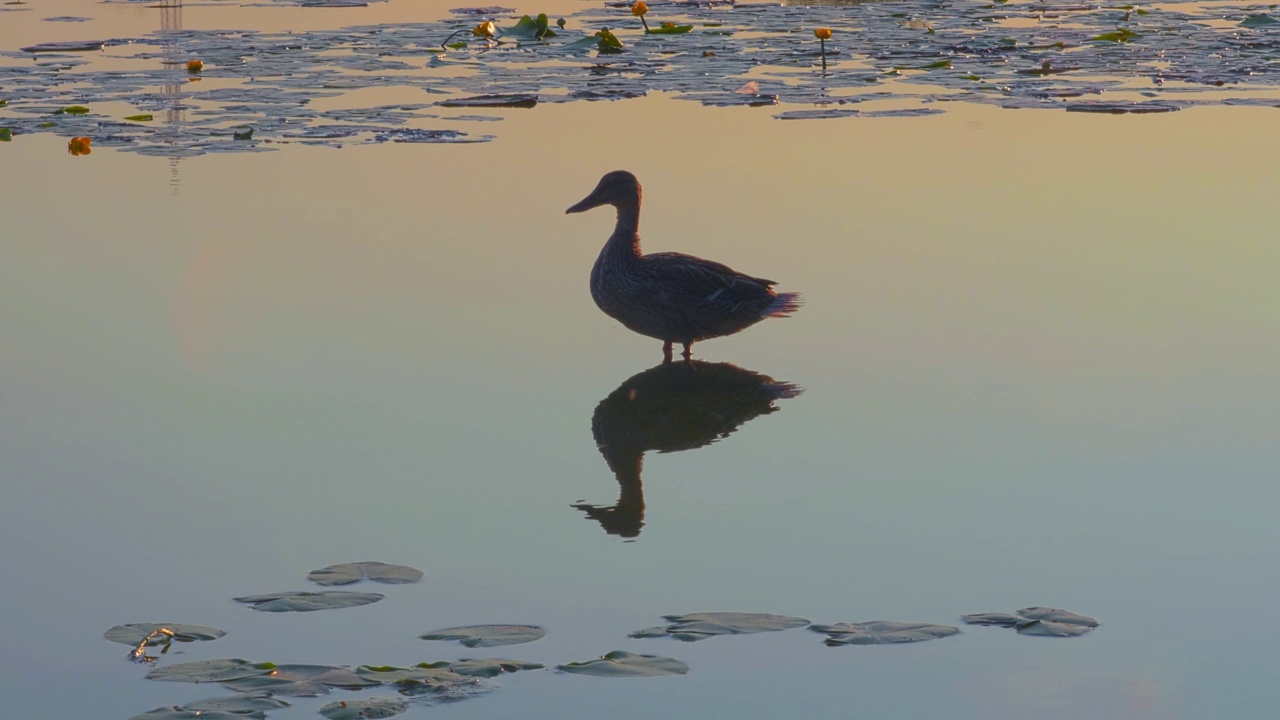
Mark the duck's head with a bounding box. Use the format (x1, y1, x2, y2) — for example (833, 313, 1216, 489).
(566, 170, 641, 214)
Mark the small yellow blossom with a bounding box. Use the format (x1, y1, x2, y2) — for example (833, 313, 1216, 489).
(186, 59, 203, 73)
(631, 1, 648, 17)
(814, 27, 832, 40)
(67, 136, 92, 156)
(472, 21, 496, 38)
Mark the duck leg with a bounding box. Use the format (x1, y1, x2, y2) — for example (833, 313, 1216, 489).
(681, 342, 693, 360)
(662, 341, 674, 363)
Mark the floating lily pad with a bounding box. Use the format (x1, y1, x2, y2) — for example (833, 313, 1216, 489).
(420, 624, 545, 647)
(446, 658, 546, 677)
(220, 664, 379, 696)
(131, 710, 249, 720)
(962, 607, 1099, 637)
(319, 698, 407, 720)
(438, 94, 538, 108)
(234, 591, 384, 612)
(104, 623, 226, 646)
(811, 621, 960, 646)
(183, 694, 291, 714)
(558, 651, 689, 677)
(355, 663, 469, 684)
(631, 612, 810, 642)
(308, 562, 424, 586)
(145, 658, 276, 683)
(1240, 13, 1280, 27)
(20, 40, 105, 52)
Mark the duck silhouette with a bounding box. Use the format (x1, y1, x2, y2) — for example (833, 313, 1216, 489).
(575, 360, 802, 538)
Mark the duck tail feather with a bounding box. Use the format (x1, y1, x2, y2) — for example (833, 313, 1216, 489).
(763, 292, 803, 318)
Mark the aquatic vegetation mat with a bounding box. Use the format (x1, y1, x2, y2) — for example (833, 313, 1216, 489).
(307, 561, 424, 586)
(419, 623, 546, 647)
(962, 607, 1100, 637)
(810, 620, 960, 646)
(3, 0, 1279, 154)
(630, 612, 810, 641)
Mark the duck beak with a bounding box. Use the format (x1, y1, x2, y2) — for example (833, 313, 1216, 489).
(566, 191, 604, 214)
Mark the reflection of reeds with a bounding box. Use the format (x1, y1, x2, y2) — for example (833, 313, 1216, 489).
(576, 360, 801, 539)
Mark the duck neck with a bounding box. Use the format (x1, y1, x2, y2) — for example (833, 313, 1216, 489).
(605, 201, 643, 260)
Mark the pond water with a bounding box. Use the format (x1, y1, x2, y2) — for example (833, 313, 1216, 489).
(3, 0, 1280, 718)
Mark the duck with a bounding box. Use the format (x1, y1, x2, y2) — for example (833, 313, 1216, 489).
(566, 170, 802, 362)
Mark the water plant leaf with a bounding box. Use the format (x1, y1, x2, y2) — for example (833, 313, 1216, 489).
(810, 621, 960, 646)
(131, 709, 249, 720)
(439, 94, 537, 108)
(446, 658, 546, 677)
(104, 623, 226, 646)
(0, 128, 11, 141)
(648, 24, 693, 34)
(1240, 13, 1280, 27)
(56, 105, 90, 115)
(123, 114, 154, 121)
(307, 561, 423, 586)
(1091, 28, 1138, 42)
(21, 40, 105, 52)
(558, 651, 689, 677)
(145, 658, 275, 683)
(185, 694, 291, 714)
(631, 612, 810, 642)
(501, 13, 555, 40)
(420, 624, 546, 647)
(355, 664, 469, 684)
(319, 698, 408, 720)
(234, 591, 384, 612)
(219, 664, 379, 696)
(962, 607, 1099, 637)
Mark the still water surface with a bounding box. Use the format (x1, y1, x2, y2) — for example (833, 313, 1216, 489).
(3, 1, 1280, 718)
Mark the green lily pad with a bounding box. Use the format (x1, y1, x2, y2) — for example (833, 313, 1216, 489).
(308, 561, 423, 586)
(446, 658, 546, 677)
(0, 128, 11, 142)
(648, 24, 693, 34)
(1092, 28, 1138, 42)
(220, 664, 379, 696)
(124, 114, 154, 121)
(319, 698, 407, 720)
(355, 663, 468, 684)
(558, 651, 689, 677)
(810, 621, 960, 646)
(145, 658, 276, 683)
(962, 607, 1099, 637)
(55, 105, 90, 115)
(501, 13, 556, 40)
(234, 591, 384, 612)
(104, 623, 226, 646)
(419, 624, 545, 647)
(630, 612, 810, 642)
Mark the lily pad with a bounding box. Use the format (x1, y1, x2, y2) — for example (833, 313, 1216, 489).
(131, 710, 250, 720)
(811, 621, 960, 646)
(319, 698, 407, 720)
(145, 658, 276, 683)
(631, 612, 810, 642)
(1240, 13, 1280, 28)
(20, 40, 105, 52)
(308, 561, 424, 586)
(234, 591, 384, 612)
(420, 624, 545, 647)
(558, 651, 689, 677)
(962, 607, 1099, 637)
(355, 663, 469, 684)
(104, 623, 226, 646)
(446, 658, 546, 677)
(184, 694, 291, 714)
(438, 94, 538, 108)
(220, 664, 379, 696)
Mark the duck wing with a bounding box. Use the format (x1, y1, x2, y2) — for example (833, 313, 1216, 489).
(643, 251, 779, 319)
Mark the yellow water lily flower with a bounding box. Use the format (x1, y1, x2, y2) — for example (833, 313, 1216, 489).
(186, 59, 203, 73)
(814, 27, 832, 40)
(631, 1, 648, 16)
(472, 21, 496, 38)
(67, 136, 92, 155)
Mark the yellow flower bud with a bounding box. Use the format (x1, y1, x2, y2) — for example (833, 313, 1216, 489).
(186, 59, 203, 73)
(472, 21, 496, 38)
(631, 1, 648, 17)
(814, 27, 832, 40)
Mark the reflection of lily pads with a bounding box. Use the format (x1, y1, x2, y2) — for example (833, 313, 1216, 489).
(145, 658, 275, 683)
(319, 698, 407, 720)
(307, 561, 423, 586)
(559, 651, 689, 677)
(811, 621, 960, 646)
(419, 624, 545, 647)
(631, 612, 810, 642)
(234, 591, 384, 612)
(220, 664, 379, 696)
(104, 623, 226, 646)
(447, 658, 545, 677)
(962, 607, 1099, 637)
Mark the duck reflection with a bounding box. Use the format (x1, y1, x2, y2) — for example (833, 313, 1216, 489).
(575, 360, 802, 539)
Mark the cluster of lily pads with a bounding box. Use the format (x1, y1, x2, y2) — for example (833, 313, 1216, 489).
(1, 0, 1278, 155)
(107, 560, 1100, 719)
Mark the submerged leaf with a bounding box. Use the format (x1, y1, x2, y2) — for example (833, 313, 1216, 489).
(811, 621, 960, 646)
(420, 624, 546, 647)
(308, 561, 423, 586)
(558, 650, 689, 677)
(234, 591, 384, 612)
